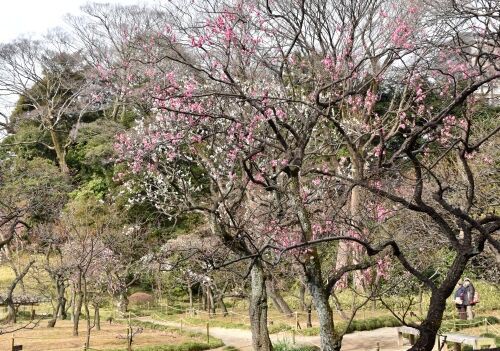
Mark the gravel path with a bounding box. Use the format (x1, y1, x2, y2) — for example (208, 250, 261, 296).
(139, 316, 409, 350)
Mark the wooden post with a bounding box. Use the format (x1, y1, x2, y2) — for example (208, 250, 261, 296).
(11, 334, 14, 351)
(295, 312, 298, 331)
(307, 305, 312, 328)
(128, 311, 132, 351)
(484, 318, 488, 333)
(206, 322, 210, 344)
(376, 342, 380, 351)
(292, 330, 296, 345)
(180, 319, 183, 332)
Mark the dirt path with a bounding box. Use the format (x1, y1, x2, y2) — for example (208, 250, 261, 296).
(139, 317, 409, 350)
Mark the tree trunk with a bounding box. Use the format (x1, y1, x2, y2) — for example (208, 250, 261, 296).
(9, 265, 26, 295)
(115, 291, 129, 316)
(188, 284, 194, 310)
(219, 295, 228, 317)
(266, 278, 293, 317)
(3, 260, 34, 324)
(332, 292, 349, 320)
(84, 278, 92, 349)
(305, 257, 343, 351)
(73, 275, 84, 336)
(48, 304, 58, 328)
(410, 290, 448, 351)
(201, 285, 207, 311)
(5, 301, 16, 324)
(70, 286, 75, 322)
(49, 127, 70, 174)
(249, 263, 273, 351)
(307, 304, 313, 328)
(289, 174, 342, 350)
(207, 285, 216, 316)
(156, 270, 162, 303)
(48, 275, 66, 328)
(299, 283, 306, 311)
(418, 286, 424, 317)
(94, 305, 101, 331)
(57, 278, 67, 320)
(410, 254, 469, 351)
(269, 294, 284, 314)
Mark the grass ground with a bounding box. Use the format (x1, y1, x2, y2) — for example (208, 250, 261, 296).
(0, 319, 217, 351)
(0, 260, 498, 349)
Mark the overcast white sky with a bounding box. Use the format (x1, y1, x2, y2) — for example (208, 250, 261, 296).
(0, 0, 157, 121)
(0, 0, 156, 43)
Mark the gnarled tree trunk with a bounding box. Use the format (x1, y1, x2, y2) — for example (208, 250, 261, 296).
(115, 291, 129, 316)
(249, 262, 273, 351)
(73, 275, 84, 336)
(207, 285, 216, 316)
(299, 283, 306, 311)
(266, 278, 293, 317)
(94, 304, 101, 331)
(305, 253, 342, 351)
(53, 276, 67, 325)
(57, 278, 68, 319)
(48, 127, 70, 175)
(187, 284, 194, 309)
(3, 260, 34, 324)
(290, 174, 342, 351)
(410, 254, 469, 351)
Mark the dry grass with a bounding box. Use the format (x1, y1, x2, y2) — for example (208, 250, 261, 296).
(0, 319, 191, 351)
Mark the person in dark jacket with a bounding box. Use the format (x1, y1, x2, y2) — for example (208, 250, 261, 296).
(454, 282, 466, 320)
(463, 278, 475, 320)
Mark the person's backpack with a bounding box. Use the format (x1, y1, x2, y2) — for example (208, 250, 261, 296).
(472, 290, 480, 304)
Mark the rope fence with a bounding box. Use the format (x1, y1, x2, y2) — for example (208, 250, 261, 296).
(485, 319, 500, 335)
(3, 301, 498, 351)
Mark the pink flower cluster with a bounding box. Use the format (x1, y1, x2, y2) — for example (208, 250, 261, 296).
(438, 115, 457, 145)
(390, 19, 413, 49)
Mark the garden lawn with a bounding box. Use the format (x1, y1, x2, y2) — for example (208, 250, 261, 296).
(0, 319, 214, 351)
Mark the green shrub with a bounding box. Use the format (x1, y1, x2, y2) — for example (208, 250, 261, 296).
(178, 317, 248, 330)
(340, 316, 402, 334)
(480, 333, 500, 347)
(268, 323, 293, 334)
(106, 340, 224, 351)
(450, 332, 500, 351)
(296, 315, 403, 336)
(440, 316, 499, 333)
(299, 327, 320, 336)
(273, 340, 319, 351)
